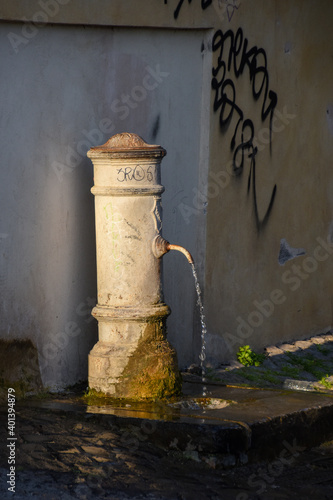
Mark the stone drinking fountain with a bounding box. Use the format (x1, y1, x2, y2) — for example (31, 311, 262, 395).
(87, 133, 194, 399)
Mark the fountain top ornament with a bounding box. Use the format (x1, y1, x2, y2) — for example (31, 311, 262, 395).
(88, 132, 166, 159)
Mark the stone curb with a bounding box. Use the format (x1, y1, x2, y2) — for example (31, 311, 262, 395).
(16, 384, 333, 468)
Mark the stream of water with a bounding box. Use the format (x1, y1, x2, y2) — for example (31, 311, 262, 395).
(190, 263, 208, 397)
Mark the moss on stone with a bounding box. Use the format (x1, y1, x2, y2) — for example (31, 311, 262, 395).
(82, 387, 116, 405)
(87, 320, 182, 401)
(117, 337, 182, 400)
(111, 320, 182, 400)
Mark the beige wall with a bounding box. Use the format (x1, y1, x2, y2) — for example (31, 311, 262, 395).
(0, 0, 332, 388)
(204, 1, 333, 361)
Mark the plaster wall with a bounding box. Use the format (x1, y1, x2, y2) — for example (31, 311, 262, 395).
(204, 1, 333, 362)
(0, 22, 207, 389)
(0, 0, 333, 389)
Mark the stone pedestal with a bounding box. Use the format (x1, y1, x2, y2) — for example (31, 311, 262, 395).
(87, 133, 181, 399)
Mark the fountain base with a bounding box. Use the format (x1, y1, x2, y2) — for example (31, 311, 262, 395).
(88, 307, 182, 399)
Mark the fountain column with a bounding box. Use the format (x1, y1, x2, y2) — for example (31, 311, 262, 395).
(87, 133, 181, 399)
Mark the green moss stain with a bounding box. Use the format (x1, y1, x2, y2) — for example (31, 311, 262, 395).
(82, 387, 114, 405)
(118, 334, 182, 400)
(89, 320, 182, 401)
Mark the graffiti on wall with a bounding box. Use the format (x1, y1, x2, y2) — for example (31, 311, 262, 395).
(164, 0, 240, 21)
(164, 0, 278, 229)
(223, 0, 240, 22)
(164, 0, 212, 19)
(212, 27, 278, 229)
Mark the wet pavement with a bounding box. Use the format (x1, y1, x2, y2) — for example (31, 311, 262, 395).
(1, 331, 333, 498)
(1, 380, 333, 499)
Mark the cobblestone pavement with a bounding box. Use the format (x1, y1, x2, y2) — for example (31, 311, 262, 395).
(186, 331, 333, 393)
(1, 331, 333, 499)
(1, 402, 333, 499)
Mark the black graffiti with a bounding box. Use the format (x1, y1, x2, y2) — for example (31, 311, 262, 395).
(117, 165, 153, 183)
(212, 28, 277, 144)
(211, 27, 278, 229)
(164, 0, 212, 19)
(164, 0, 241, 21)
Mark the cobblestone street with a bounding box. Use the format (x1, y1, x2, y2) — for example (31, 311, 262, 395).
(1, 333, 333, 499)
(1, 401, 333, 499)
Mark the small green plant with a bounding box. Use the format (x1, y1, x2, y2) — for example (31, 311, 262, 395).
(319, 375, 333, 390)
(236, 345, 266, 367)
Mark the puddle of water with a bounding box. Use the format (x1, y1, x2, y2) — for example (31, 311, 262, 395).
(85, 397, 233, 419)
(167, 398, 231, 410)
(86, 404, 177, 420)
(83, 396, 234, 423)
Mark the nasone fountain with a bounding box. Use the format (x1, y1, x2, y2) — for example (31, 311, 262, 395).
(87, 132, 205, 400)
(34, 134, 327, 463)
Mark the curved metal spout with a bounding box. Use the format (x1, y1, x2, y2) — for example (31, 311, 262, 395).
(166, 243, 194, 264)
(152, 235, 194, 264)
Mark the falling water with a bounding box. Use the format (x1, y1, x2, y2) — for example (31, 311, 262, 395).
(190, 263, 208, 397)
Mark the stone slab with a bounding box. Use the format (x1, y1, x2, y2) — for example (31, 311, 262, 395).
(14, 381, 333, 466)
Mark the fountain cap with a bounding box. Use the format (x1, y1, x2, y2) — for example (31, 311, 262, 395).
(87, 133, 166, 160)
